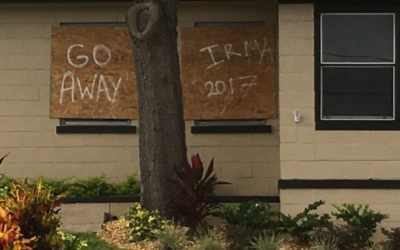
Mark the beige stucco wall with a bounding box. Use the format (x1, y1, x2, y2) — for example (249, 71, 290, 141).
(279, 3, 400, 226)
(0, 1, 279, 196)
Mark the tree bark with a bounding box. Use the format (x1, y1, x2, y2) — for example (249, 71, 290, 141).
(127, 0, 187, 217)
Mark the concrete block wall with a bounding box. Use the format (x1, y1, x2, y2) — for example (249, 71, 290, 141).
(279, 3, 400, 226)
(0, 1, 280, 196)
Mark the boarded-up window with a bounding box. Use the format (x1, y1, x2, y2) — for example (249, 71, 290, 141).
(50, 25, 137, 119)
(181, 26, 277, 120)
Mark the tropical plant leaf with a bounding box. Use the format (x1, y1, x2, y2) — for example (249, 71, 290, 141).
(170, 154, 230, 229)
(0, 154, 9, 166)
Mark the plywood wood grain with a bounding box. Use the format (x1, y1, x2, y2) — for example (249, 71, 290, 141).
(181, 26, 277, 120)
(50, 25, 137, 119)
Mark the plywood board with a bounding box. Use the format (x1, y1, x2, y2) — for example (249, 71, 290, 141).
(181, 26, 277, 120)
(50, 25, 137, 119)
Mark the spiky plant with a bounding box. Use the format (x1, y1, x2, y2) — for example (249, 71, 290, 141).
(310, 234, 339, 250)
(249, 232, 286, 250)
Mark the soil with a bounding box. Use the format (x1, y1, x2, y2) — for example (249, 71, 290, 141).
(97, 219, 158, 250)
(96, 219, 311, 250)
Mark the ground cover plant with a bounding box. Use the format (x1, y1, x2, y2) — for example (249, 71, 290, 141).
(69, 232, 126, 250)
(155, 224, 189, 250)
(249, 233, 286, 250)
(90, 193, 396, 250)
(0, 153, 394, 250)
(278, 200, 333, 243)
(219, 201, 280, 249)
(125, 203, 169, 242)
(332, 204, 388, 250)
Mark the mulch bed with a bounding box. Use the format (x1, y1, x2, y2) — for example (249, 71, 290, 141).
(96, 219, 311, 250)
(97, 219, 158, 250)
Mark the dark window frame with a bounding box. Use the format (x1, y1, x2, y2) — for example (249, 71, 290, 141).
(315, 3, 400, 130)
(56, 119, 136, 134)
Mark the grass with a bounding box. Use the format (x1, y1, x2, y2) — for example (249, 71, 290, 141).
(72, 232, 127, 250)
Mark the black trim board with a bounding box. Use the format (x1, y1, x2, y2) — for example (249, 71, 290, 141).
(61, 195, 280, 204)
(279, 179, 400, 189)
(191, 125, 272, 134)
(0, 0, 253, 3)
(280, 0, 400, 4)
(279, 0, 314, 3)
(56, 125, 136, 134)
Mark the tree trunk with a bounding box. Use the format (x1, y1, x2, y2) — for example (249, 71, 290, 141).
(127, 0, 187, 217)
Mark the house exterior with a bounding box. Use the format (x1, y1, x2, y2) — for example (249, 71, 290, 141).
(1, 0, 400, 228)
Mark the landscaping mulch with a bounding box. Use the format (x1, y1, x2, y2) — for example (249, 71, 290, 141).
(97, 219, 158, 250)
(97, 219, 311, 250)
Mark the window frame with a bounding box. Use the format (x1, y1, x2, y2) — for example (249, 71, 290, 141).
(315, 4, 400, 130)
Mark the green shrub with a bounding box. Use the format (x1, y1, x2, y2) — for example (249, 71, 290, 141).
(332, 203, 388, 250)
(125, 203, 169, 242)
(1, 179, 62, 250)
(156, 224, 188, 250)
(277, 200, 333, 243)
(249, 232, 286, 250)
(0, 176, 13, 198)
(40, 178, 71, 196)
(67, 176, 116, 197)
(219, 201, 280, 230)
(113, 174, 141, 196)
(194, 235, 224, 250)
(382, 227, 400, 250)
(57, 231, 88, 250)
(0, 174, 141, 198)
(224, 224, 261, 250)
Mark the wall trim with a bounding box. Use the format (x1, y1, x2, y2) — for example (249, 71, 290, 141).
(279, 0, 399, 4)
(61, 195, 280, 204)
(56, 125, 136, 134)
(279, 0, 314, 3)
(1, 0, 253, 3)
(279, 179, 400, 189)
(191, 124, 272, 134)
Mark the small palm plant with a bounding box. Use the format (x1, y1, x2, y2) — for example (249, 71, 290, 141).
(156, 224, 189, 250)
(249, 232, 286, 250)
(310, 234, 339, 250)
(194, 235, 224, 250)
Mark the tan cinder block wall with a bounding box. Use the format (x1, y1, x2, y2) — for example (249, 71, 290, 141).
(279, 3, 400, 226)
(0, 1, 279, 196)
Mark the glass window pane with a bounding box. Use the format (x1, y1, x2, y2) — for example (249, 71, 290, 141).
(322, 67, 394, 119)
(322, 14, 394, 63)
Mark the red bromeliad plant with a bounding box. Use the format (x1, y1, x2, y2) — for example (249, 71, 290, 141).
(171, 154, 230, 229)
